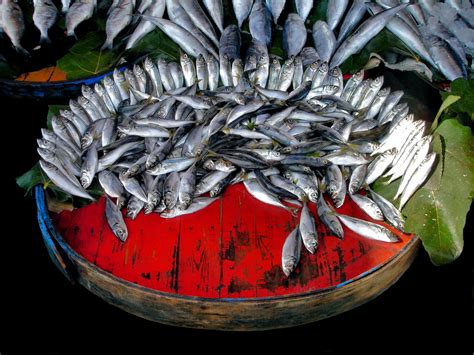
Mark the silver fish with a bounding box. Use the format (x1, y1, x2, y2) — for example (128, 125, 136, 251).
(105, 196, 128, 242)
(80, 143, 99, 188)
(266, 0, 286, 24)
(283, 13, 307, 58)
(369, 189, 404, 232)
(33, 0, 58, 45)
(144, 16, 209, 58)
(126, 0, 166, 49)
(326, 0, 349, 31)
(295, 0, 313, 22)
(161, 197, 219, 218)
(317, 195, 344, 239)
(119, 173, 148, 203)
(326, 164, 346, 208)
(179, 0, 219, 47)
(249, 0, 272, 46)
(65, 0, 96, 38)
(330, 4, 409, 68)
(233, 0, 253, 28)
(348, 164, 367, 195)
(365, 147, 397, 184)
(281, 227, 301, 277)
(2, 0, 28, 55)
(39, 160, 94, 201)
(350, 193, 384, 221)
(299, 203, 318, 253)
(337, 0, 368, 44)
(126, 196, 145, 220)
(102, 0, 133, 50)
(337, 214, 398, 242)
(203, 0, 224, 32)
(312, 21, 336, 63)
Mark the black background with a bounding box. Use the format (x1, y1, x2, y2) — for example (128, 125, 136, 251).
(0, 95, 471, 354)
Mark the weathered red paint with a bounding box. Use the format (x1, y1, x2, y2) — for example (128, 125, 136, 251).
(53, 185, 412, 299)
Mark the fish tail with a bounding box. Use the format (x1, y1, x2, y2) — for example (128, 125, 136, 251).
(66, 30, 78, 39)
(40, 34, 51, 45)
(101, 40, 113, 51)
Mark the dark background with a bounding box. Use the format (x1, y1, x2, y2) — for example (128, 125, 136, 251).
(0, 93, 471, 353)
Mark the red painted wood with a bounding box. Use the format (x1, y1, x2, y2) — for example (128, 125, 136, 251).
(52, 184, 412, 299)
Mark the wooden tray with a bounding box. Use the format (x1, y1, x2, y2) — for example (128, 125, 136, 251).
(35, 184, 419, 331)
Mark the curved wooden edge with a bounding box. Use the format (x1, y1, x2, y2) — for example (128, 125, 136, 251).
(0, 65, 128, 100)
(35, 185, 420, 330)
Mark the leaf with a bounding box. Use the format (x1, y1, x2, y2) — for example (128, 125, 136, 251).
(373, 120, 473, 265)
(431, 95, 461, 131)
(16, 163, 48, 195)
(57, 32, 118, 80)
(440, 78, 474, 119)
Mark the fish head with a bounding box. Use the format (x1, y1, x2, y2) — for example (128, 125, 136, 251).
(113, 225, 128, 242)
(81, 85, 94, 98)
(37, 147, 54, 161)
(308, 189, 319, 203)
(103, 76, 116, 88)
(233, 94, 246, 105)
(80, 170, 93, 188)
(81, 133, 94, 150)
(282, 259, 297, 277)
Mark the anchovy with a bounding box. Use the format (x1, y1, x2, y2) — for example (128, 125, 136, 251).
(105, 197, 128, 242)
(337, 214, 399, 242)
(281, 227, 302, 277)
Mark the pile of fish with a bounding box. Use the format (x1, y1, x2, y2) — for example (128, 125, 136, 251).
(28, 0, 444, 276)
(36, 48, 436, 276)
(2, 1, 471, 82)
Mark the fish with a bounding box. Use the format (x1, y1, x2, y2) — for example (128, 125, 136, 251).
(202, 0, 224, 33)
(266, 0, 286, 24)
(65, 0, 96, 38)
(39, 160, 94, 201)
(326, 164, 346, 208)
(317, 195, 344, 239)
(2, 0, 29, 55)
(337, 214, 399, 242)
(281, 227, 302, 277)
(337, 0, 368, 44)
(295, 0, 313, 22)
(299, 203, 318, 253)
(326, 0, 349, 31)
(33, 0, 58, 45)
(105, 196, 128, 242)
(179, 0, 219, 47)
(249, 0, 272, 46)
(102, 0, 133, 50)
(369, 188, 404, 231)
(330, 4, 409, 68)
(399, 152, 436, 209)
(283, 13, 307, 58)
(312, 21, 336, 63)
(233, 0, 253, 28)
(350, 193, 384, 221)
(143, 16, 209, 58)
(125, 0, 166, 49)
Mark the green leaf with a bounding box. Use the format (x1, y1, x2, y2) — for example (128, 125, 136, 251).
(57, 32, 118, 80)
(431, 95, 461, 131)
(16, 163, 48, 195)
(440, 78, 474, 120)
(373, 120, 473, 265)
